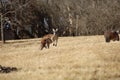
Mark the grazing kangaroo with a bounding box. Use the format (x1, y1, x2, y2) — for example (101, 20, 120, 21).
(40, 37, 52, 50)
(104, 30, 119, 42)
(43, 28, 58, 46)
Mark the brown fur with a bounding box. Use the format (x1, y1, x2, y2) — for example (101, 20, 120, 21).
(104, 30, 119, 42)
(43, 29, 58, 46)
(40, 37, 52, 50)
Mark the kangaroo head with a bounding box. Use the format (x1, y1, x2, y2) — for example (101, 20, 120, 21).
(52, 28, 58, 35)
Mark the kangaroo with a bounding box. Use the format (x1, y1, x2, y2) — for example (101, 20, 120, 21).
(104, 30, 119, 42)
(40, 37, 52, 50)
(43, 28, 58, 46)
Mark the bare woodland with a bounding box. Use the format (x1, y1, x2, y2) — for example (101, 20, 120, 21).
(1, 0, 120, 39)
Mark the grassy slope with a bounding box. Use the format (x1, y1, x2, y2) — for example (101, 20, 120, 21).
(0, 35, 120, 80)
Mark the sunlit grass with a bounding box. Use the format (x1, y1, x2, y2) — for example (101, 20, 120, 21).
(0, 35, 120, 80)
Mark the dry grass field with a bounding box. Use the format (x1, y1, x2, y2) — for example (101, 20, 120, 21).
(0, 35, 120, 80)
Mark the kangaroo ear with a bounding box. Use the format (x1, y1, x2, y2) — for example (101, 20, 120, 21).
(56, 28, 58, 31)
(52, 28, 55, 32)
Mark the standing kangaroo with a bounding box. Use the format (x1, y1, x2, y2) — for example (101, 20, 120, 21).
(104, 30, 119, 42)
(43, 28, 58, 46)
